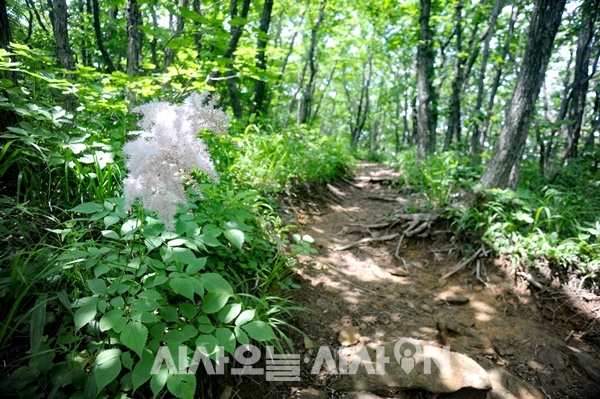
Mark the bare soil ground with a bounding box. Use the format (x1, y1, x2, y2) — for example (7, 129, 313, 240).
(230, 163, 600, 399)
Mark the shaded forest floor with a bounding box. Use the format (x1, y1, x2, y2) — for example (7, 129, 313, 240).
(233, 163, 600, 399)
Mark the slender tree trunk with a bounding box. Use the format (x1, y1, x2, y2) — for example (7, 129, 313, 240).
(48, 0, 76, 111)
(207, 0, 251, 119)
(92, 0, 115, 72)
(558, 0, 599, 162)
(192, 0, 202, 53)
(480, 3, 519, 150)
(126, 0, 141, 77)
(163, 0, 188, 70)
(251, 0, 274, 116)
(298, 0, 327, 124)
(480, 0, 567, 189)
(444, 0, 463, 151)
(416, 0, 436, 161)
(470, 0, 501, 161)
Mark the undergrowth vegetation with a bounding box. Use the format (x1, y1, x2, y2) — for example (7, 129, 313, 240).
(0, 44, 351, 398)
(390, 150, 600, 285)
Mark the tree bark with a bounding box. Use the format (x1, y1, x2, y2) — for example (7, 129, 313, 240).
(480, 3, 519, 148)
(298, 0, 327, 124)
(469, 0, 501, 161)
(48, 0, 76, 111)
(416, 0, 436, 161)
(163, 0, 189, 70)
(559, 0, 599, 161)
(92, 0, 115, 72)
(251, 0, 274, 116)
(207, 0, 251, 119)
(480, 0, 567, 189)
(126, 0, 142, 78)
(0, 0, 20, 132)
(444, 0, 463, 151)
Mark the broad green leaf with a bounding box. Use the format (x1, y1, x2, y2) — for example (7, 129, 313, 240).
(202, 292, 230, 313)
(121, 351, 133, 370)
(121, 321, 148, 357)
(150, 366, 169, 398)
(101, 230, 120, 240)
(87, 279, 108, 295)
(216, 327, 236, 355)
(234, 309, 255, 327)
(69, 202, 104, 214)
(200, 273, 233, 295)
(223, 229, 244, 250)
(218, 303, 241, 324)
(99, 309, 127, 333)
(241, 321, 276, 342)
(74, 297, 99, 331)
(167, 373, 196, 399)
(178, 303, 197, 319)
(197, 316, 215, 334)
(169, 276, 195, 301)
(132, 350, 155, 391)
(94, 349, 122, 394)
(234, 326, 249, 346)
(30, 294, 47, 354)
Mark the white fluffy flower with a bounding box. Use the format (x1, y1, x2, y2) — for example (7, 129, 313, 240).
(123, 92, 229, 229)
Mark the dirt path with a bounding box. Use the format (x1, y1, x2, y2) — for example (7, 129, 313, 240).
(280, 163, 600, 399)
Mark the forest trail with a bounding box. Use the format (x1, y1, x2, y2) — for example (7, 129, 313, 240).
(279, 163, 600, 399)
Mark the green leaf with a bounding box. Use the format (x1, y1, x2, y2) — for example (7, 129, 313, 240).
(234, 309, 255, 327)
(241, 321, 276, 342)
(167, 373, 196, 399)
(150, 366, 169, 397)
(178, 303, 197, 319)
(201, 273, 233, 295)
(132, 350, 155, 391)
(186, 257, 206, 274)
(218, 303, 241, 324)
(121, 351, 134, 370)
(99, 309, 128, 333)
(234, 326, 249, 346)
(74, 297, 99, 331)
(216, 327, 236, 355)
(169, 275, 195, 301)
(121, 321, 148, 357)
(94, 349, 122, 394)
(223, 229, 244, 250)
(202, 292, 230, 313)
(30, 294, 47, 354)
(101, 230, 120, 240)
(70, 202, 104, 214)
(197, 316, 215, 334)
(87, 279, 108, 295)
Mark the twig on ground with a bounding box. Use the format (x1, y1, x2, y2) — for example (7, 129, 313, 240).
(333, 233, 399, 251)
(517, 271, 546, 291)
(442, 246, 485, 280)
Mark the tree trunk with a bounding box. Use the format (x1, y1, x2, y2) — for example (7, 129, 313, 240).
(416, 0, 436, 161)
(0, 0, 20, 132)
(480, 3, 519, 148)
(480, 0, 567, 189)
(469, 0, 501, 161)
(126, 0, 141, 78)
(92, 0, 115, 72)
(207, 0, 251, 119)
(298, 0, 327, 124)
(559, 0, 599, 161)
(48, 0, 76, 111)
(251, 0, 274, 116)
(444, 0, 463, 151)
(163, 0, 189, 70)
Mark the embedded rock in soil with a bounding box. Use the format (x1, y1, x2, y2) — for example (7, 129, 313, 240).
(331, 339, 491, 395)
(339, 326, 361, 346)
(487, 367, 544, 399)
